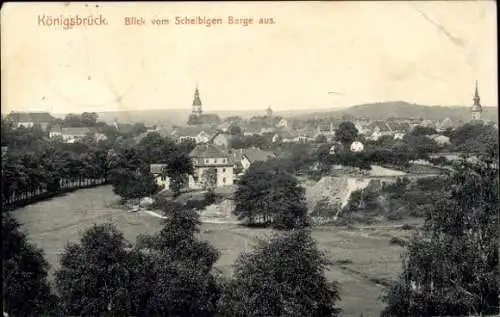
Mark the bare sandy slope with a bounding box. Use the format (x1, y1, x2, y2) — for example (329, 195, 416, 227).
(12, 185, 412, 317)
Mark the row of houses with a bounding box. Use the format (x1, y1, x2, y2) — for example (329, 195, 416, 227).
(49, 126, 108, 143)
(163, 115, 471, 146)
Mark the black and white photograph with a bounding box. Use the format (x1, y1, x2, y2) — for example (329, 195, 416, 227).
(1, 1, 498, 316)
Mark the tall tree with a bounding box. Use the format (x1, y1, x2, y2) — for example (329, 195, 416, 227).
(163, 152, 194, 197)
(218, 229, 341, 317)
(133, 202, 221, 316)
(381, 156, 499, 316)
(228, 124, 242, 136)
(200, 167, 217, 191)
(335, 121, 358, 146)
(81, 112, 99, 126)
(137, 132, 167, 164)
(233, 160, 308, 228)
(108, 147, 159, 201)
(55, 224, 133, 316)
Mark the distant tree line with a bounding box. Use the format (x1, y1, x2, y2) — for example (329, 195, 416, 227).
(1, 119, 108, 209)
(1, 114, 152, 209)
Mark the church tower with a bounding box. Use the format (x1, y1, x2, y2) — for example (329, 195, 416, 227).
(192, 85, 203, 117)
(471, 80, 482, 121)
(266, 105, 273, 117)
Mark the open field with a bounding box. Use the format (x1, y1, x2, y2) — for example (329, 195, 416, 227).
(11, 185, 416, 317)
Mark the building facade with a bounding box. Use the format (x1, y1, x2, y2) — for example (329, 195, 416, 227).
(188, 144, 234, 189)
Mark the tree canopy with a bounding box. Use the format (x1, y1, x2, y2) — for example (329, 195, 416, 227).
(335, 121, 358, 146)
(2, 213, 60, 316)
(233, 160, 308, 228)
(381, 156, 499, 316)
(218, 229, 341, 317)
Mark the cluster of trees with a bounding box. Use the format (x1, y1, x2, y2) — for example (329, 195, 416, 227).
(58, 112, 100, 127)
(381, 157, 499, 316)
(3, 200, 342, 316)
(1, 113, 172, 209)
(234, 159, 308, 229)
(446, 122, 499, 157)
(108, 132, 195, 200)
(342, 176, 451, 223)
(1, 120, 109, 208)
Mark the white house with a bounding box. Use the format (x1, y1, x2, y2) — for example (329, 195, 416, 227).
(350, 141, 364, 152)
(393, 133, 405, 140)
(188, 144, 234, 189)
(8, 112, 53, 131)
(172, 127, 216, 144)
(50, 126, 95, 143)
(329, 145, 337, 155)
(150, 164, 169, 189)
(151, 144, 234, 191)
(276, 118, 288, 129)
(428, 134, 451, 146)
(231, 147, 276, 173)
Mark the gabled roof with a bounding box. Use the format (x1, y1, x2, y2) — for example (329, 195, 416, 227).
(210, 131, 231, 143)
(11, 112, 53, 123)
(189, 144, 229, 158)
(172, 126, 218, 138)
(228, 149, 244, 163)
(242, 148, 276, 163)
(150, 164, 167, 174)
(386, 121, 411, 132)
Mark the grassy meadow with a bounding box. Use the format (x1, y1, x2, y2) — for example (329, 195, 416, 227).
(12, 185, 415, 317)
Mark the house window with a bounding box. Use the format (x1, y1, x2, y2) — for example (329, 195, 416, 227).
(222, 168, 226, 172)
(205, 159, 209, 164)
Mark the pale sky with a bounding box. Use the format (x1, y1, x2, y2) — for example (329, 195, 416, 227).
(1, 1, 497, 114)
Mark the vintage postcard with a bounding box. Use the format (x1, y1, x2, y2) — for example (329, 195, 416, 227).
(1, 2, 498, 317)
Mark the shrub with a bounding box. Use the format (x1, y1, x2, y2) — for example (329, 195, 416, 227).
(203, 190, 217, 205)
(184, 199, 207, 210)
(389, 236, 407, 246)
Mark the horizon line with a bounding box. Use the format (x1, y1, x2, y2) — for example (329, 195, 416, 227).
(3, 100, 496, 115)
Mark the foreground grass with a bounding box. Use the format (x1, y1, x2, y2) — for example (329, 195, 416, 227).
(12, 185, 414, 317)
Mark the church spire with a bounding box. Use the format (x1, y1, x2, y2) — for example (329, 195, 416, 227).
(266, 105, 273, 117)
(471, 80, 482, 121)
(473, 80, 480, 104)
(192, 84, 202, 116)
